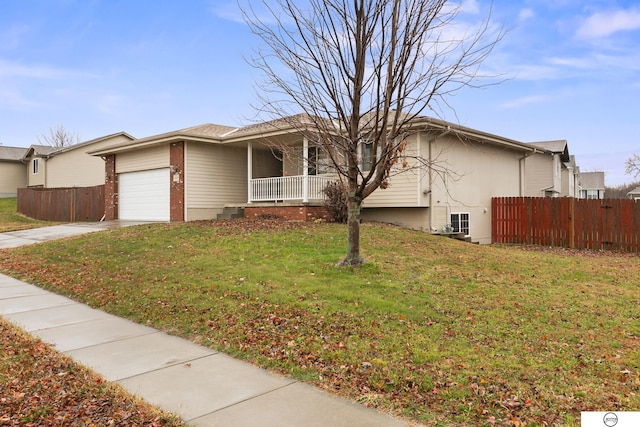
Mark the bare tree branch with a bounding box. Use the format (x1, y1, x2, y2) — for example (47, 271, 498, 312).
(38, 125, 80, 148)
(242, 0, 504, 266)
(626, 153, 640, 178)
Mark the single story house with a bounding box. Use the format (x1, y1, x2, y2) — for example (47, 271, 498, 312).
(0, 146, 28, 197)
(90, 114, 579, 244)
(23, 132, 135, 189)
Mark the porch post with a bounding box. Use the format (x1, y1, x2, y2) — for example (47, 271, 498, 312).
(303, 137, 309, 203)
(247, 142, 253, 203)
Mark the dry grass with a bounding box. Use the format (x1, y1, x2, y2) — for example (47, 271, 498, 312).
(1, 219, 639, 426)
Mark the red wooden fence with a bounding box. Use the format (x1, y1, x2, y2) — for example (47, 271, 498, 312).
(492, 197, 640, 253)
(17, 185, 105, 222)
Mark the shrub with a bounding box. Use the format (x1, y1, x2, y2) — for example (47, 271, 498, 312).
(322, 181, 348, 223)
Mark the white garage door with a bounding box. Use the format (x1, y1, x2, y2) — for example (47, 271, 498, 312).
(119, 168, 170, 221)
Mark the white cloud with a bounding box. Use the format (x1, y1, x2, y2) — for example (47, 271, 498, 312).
(0, 24, 31, 51)
(499, 94, 551, 109)
(214, 0, 290, 26)
(0, 87, 40, 110)
(96, 94, 127, 116)
(548, 56, 593, 69)
(518, 8, 535, 22)
(0, 60, 76, 79)
(459, 0, 480, 15)
(510, 64, 562, 81)
(576, 7, 640, 38)
(211, 1, 244, 24)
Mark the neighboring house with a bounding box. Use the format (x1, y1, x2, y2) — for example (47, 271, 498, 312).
(0, 146, 28, 197)
(627, 186, 640, 200)
(562, 155, 581, 198)
(91, 115, 572, 244)
(23, 132, 135, 188)
(523, 140, 575, 197)
(23, 145, 58, 188)
(579, 171, 605, 199)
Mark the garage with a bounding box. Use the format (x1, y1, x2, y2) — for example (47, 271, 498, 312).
(118, 168, 170, 221)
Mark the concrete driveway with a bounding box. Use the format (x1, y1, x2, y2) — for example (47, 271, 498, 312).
(0, 221, 158, 249)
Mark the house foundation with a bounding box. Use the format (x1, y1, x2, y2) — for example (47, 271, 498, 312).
(243, 203, 331, 222)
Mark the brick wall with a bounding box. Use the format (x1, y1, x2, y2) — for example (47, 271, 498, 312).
(104, 154, 117, 220)
(244, 205, 331, 222)
(170, 142, 185, 222)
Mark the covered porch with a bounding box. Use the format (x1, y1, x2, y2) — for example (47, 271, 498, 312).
(249, 175, 334, 202)
(246, 138, 336, 203)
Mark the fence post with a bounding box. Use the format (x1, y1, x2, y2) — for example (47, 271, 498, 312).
(569, 197, 575, 249)
(70, 188, 75, 222)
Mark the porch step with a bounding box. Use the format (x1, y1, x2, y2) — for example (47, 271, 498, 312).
(216, 207, 245, 220)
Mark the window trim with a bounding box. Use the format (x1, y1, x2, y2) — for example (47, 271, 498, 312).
(450, 212, 470, 236)
(32, 158, 39, 175)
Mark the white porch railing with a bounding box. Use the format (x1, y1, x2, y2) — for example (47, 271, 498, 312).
(249, 175, 336, 202)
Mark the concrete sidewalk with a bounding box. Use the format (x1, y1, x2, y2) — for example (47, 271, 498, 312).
(0, 221, 157, 249)
(0, 225, 413, 426)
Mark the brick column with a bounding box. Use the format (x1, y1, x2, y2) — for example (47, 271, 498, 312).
(104, 155, 118, 220)
(170, 141, 185, 222)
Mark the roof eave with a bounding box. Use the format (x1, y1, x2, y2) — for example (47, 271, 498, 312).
(89, 133, 223, 156)
(411, 118, 542, 153)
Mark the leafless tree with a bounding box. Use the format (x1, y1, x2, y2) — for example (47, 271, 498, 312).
(38, 125, 80, 148)
(243, 0, 504, 266)
(626, 153, 640, 178)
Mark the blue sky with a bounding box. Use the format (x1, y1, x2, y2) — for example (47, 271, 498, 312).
(1, 0, 639, 186)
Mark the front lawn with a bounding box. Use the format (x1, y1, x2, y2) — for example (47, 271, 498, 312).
(1, 219, 638, 426)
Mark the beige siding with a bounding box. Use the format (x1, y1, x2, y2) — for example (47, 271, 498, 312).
(363, 172, 421, 207)
(553, 155, 562, 195)
(429, 134, 522, 244)
(28, 158, 45, 187)
(185, 142, 247, 220)
(357, 131, 528, 243)
(47, 135, 132, 188)
(363, 134, 422, 207)
(116, 145, 170, 173)
(523, 154, 553, 196)
(561, 166, 577, 197)
(0, 162, 27, 196)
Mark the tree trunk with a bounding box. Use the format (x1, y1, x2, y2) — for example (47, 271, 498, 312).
(339, 195, 365, 266)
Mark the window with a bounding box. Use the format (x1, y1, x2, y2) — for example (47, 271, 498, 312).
(450, 213, 470, 235)
(362, 142, 373, 172)
(32, 158, 39, 175)
(308, 147, 318, 176)
(361, 142, 381, 172)
(581, 189, 601, 199)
